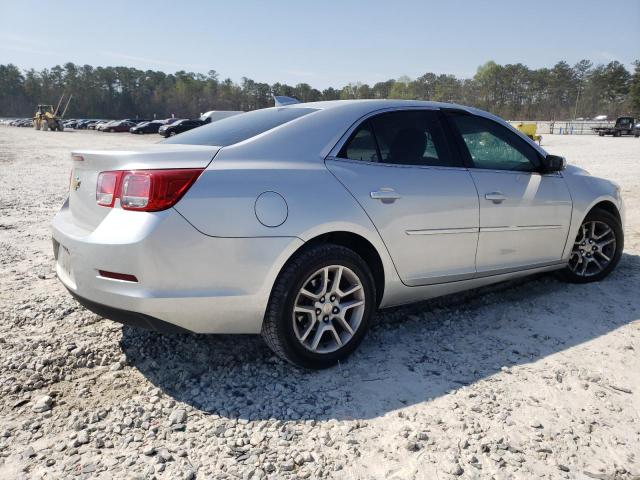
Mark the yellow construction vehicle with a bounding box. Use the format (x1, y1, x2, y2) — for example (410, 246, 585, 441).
(513, 122, 542, 144)
(33, 94, 72, 131)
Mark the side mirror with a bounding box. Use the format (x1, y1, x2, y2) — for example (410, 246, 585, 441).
(540, 154, 566, 173)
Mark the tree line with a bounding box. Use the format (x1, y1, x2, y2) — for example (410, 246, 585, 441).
(1, 59, 638, 121)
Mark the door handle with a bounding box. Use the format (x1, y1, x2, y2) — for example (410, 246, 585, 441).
(485, 192, 506, 203)
(370, 188, 401, 203)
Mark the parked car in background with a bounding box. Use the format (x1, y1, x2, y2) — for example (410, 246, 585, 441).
(130, 120, 165, 134)
(200, 110, 244, 124)
(158, 119, 204, 137)
(96, 121, 115, 131)
(89, 121, 107, 130)
(52, 100, 625, 368)
(103, 120, 137, 133)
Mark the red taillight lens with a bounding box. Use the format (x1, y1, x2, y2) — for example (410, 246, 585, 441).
(96, 171, 121, 207)
(96, 169, 203, 211)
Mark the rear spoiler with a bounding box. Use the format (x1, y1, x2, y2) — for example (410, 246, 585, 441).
(273, 95, 300, 107)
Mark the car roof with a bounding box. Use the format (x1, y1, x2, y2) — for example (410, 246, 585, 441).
(181, 99, 546, 161)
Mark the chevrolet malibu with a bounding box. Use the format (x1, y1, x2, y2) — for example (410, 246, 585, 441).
(52, 100, 624, 368)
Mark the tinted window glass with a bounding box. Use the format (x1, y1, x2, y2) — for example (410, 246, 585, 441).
(163, 107, 317, 146)
(339, 122, 380, 162)
(371, 110, 455, 167)
(449, 115, 539, 171)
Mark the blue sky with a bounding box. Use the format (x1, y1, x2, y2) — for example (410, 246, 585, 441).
(1, 0, 638, 89)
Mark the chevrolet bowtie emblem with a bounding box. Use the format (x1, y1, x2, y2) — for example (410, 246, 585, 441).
(71, 176, 81, 191)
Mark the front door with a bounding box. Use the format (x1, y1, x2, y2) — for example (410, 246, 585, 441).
(326, 109, 480, 286)
(446, 113, 572, 272)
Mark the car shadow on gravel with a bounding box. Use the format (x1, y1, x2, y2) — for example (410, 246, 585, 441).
(121, 253, 640, 421)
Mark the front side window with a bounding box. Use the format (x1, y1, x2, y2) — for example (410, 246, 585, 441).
(338, 110, 456, 167)
(448, 114, 539, 171)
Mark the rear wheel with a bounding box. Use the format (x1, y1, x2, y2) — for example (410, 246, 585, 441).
(560, 208, 623, 283)
(262, 244, 376, 369)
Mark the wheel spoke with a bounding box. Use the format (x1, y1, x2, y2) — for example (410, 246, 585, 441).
(340, 299, 364, 311)
(294, 306, 316, 316)
(334, 315, 355, 335)
(319, 267, 330, 296)
(595, 250, 611, 262)
(299, 319, 316, 342)
(300, 288, 320, 300)
(579, 258, 589, 275)
(329, 326, 342, 347)
(591, 256, 603, 272)
(597, 238, 615, 249)
(310, 325, 326, 350)
(340, 283, 362, 297)
(593, 225, 612, 240)
(330, 266, 344, 295)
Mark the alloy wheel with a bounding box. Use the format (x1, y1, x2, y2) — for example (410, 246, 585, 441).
(292, 265, 365, 354)
(568, 220, 616, 277)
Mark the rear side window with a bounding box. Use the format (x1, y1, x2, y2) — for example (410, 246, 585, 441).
(338, 110, 457, 167)
(448, 114, 540, 171)
(341, 122, 379, 162)
(163, 107, 317, 146)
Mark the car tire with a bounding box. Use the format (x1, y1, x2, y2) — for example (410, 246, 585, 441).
(559, 208, 623, 284)
(169, 131, 176, 136)
(262, 244, 376, 369)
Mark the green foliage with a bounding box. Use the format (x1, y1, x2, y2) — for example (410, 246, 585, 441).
(0, 60, 636, 120)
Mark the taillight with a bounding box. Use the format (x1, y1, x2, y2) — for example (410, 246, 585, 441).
(96, 169, 203, 212)
(96, 171, 122, 207)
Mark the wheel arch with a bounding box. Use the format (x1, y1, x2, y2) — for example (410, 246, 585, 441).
(589, 199, 621, 224)
(277, 231, 387, 307)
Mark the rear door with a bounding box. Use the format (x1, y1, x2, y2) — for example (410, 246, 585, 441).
(445, 112, 572, 272)
(326, 109, 480, 286)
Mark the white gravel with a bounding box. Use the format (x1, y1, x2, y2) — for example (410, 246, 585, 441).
(1, 127, 639, 479)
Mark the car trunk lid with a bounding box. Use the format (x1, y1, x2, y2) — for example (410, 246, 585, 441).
(68, 144, 220, 231)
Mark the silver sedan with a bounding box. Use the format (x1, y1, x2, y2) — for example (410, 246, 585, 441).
(52, 100, 625, 368)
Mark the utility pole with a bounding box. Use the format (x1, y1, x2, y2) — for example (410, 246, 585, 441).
(573, 81, 582, 120)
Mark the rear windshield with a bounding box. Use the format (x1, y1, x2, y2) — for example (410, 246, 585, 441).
(162, 107, 317, 146)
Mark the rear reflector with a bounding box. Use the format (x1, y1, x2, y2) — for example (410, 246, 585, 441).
(96, 168, 203, 211)
(98, 270, 138, 282)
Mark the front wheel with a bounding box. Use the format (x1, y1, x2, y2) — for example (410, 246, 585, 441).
(262, 244, 376, 369)
(560, 208, 623, 283)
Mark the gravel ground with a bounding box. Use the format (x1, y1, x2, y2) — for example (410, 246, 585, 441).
(0, 127, 639, 480)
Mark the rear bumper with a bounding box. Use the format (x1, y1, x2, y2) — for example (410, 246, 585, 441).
(67, 288, 190, 334)
(52, 201, 303, 333)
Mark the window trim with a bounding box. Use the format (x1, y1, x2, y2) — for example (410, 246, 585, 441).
(443, 111, 543, 173)
(330, 107, 464, 169)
